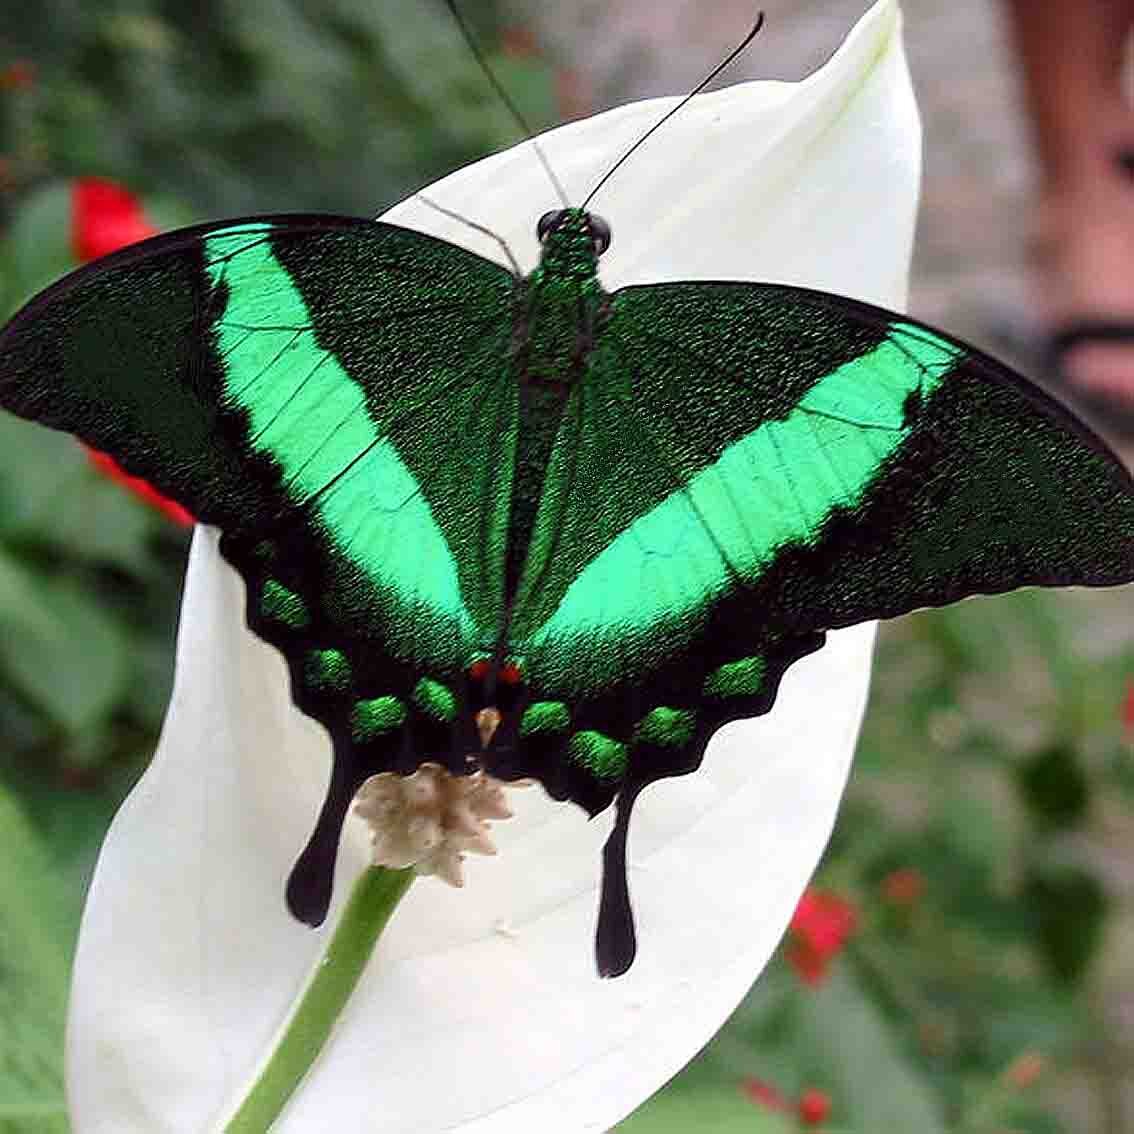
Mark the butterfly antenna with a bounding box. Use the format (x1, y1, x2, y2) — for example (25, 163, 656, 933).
(443, 0, 572, 208)
(582, 11, 766, 210)
(416, 194, 522, 276)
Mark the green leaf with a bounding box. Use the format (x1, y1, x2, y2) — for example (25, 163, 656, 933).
(0, 1105, 69, 1133)
(2, 183, 75, 314)
(1016, 745, 1089, 831)
(0, 545, 130, 732)
(0, 780, 73, 1127)
(1023, 863, 1107, 984)
(0, 415, 157, 574)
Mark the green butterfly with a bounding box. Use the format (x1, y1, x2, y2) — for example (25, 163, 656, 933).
(1, 205, 1132, 976)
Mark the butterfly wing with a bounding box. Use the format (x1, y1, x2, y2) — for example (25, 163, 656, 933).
(497, 281, 1134, 974)
(0, 214, 518, 922)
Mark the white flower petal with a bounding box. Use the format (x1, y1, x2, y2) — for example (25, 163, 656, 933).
(67, 2, 913, 1130)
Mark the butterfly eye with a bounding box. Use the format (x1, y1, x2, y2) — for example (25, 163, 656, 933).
(537, 209, 566, 242)
(588, 214, 612, 255)
(468, 658, 491, 682)
(499, 661, 524, 685)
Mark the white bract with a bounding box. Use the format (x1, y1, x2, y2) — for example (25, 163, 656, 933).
(67, 2, 916, 1130)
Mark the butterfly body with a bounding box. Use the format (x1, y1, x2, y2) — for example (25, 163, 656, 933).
(2, 208, 1133, 976)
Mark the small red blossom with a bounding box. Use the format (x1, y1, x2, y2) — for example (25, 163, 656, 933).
(1122, 679, 1134, 743)
(1003, 1051, 1046, 1090)
(72, 177, 157, 262)
(0, 60, 35, 90)
(798, 1087, 832, 1127)
(500, 25, 538, 58)
(87, 448, 194, 527)
(556, 67, 591, 122)
(786, 888, 857, 985)
(881, 867, 926, 906)
(740, 1076, 790, 1113)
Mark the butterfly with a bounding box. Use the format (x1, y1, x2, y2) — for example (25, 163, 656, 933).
(1, 203, 1132, 977)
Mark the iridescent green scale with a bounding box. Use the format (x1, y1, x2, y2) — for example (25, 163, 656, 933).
(2, 207, 1133, 976)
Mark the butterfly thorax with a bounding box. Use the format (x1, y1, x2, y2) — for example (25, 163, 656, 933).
(503, 210, 610, 595)
(516, 209, 608, 389)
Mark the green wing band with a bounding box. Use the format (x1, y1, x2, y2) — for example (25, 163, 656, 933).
(522, 324, 960, 691)
(206, 224, 479, 665)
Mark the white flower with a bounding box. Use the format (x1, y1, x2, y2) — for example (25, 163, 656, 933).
(67, 2, 916, 1130)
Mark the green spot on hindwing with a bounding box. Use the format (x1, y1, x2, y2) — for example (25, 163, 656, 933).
(252, 539, 277, 564)
(520, 700, 571, 736)
(304, 648, 352, 692)
(351, 696, 407, 742)
(569, 730, 627, 780)
(252, 535, 276, 562)
(704, 655, 766, 698)
(412, 678, 456, 722)
(260, 579, 310, 630)
(633, 706, 696, 748)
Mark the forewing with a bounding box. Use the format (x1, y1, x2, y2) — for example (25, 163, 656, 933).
(0, 215, 518, 920)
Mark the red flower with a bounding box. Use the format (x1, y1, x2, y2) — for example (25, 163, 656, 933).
(500, 25, 538, 58)
(72, 177, 156, 262)
(556, 67, 591, 121)
(1003, 1051, 1046, 1090)
(881, 867, 925, 906)
(87, 449, 193, 528)
(740, 1076, 790, 1113)
(798, 1087, 832, 1126)
(785, 889, 856, 986)
(1122, 679, 1134, 743)
(0, 61, 35, 90)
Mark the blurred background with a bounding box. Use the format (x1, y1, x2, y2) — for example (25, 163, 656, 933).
(0, 1, 1131, 1131)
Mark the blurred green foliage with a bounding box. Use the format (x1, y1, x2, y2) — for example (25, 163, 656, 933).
(0, 0, 551, 217)
(1, 3, 1133, 1133)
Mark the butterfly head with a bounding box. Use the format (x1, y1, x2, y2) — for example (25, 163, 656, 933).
(536, 207, 611, 277)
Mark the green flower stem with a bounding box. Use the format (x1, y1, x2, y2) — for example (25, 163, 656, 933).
(224, 866, 414, 1132)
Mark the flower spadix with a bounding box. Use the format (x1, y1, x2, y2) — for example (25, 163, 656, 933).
(67, 2, 916, 1130)
(355, 763, 516, 885)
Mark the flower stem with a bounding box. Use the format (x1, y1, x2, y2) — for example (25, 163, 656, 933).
(223, 866, 414, 1132)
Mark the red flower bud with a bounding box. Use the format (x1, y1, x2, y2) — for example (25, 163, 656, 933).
(786, 889, 856, 986)
(500, 26, 538, 58)
(72, 178, 157, 262)
(881, 867, 925, 906)
(0, 61, 36, 90)
(1003, 1051, 1046, 1090)
(1122, 679, 1134, 743)
(798, 1087, 832, 1126)
(740, 1076, 790, 1112)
